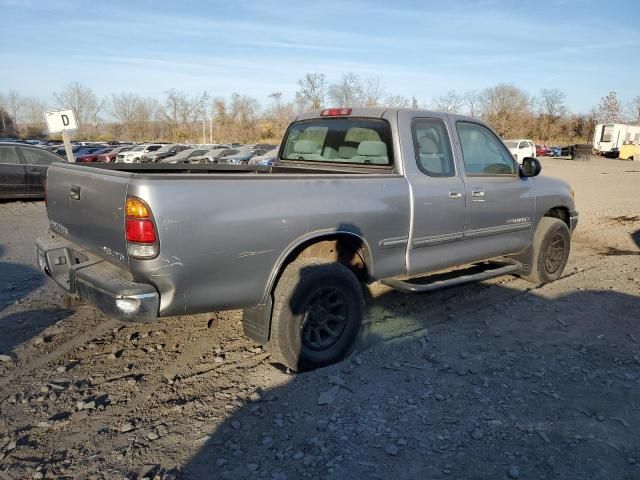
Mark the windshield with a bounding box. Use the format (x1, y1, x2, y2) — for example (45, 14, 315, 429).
(155, 145, 174, 153)
(132, 146, 145, 152)
(281, 117, 393, 166)
(503, 141, 517, 148)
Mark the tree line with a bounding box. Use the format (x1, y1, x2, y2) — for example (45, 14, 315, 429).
(1, 73, 638, 144)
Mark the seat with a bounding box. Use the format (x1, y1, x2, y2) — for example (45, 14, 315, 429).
(418, 132, 449, 175)
(291, 140, 323, 160)
(338, 145, 358, 159)
(350, 140, 389, 165)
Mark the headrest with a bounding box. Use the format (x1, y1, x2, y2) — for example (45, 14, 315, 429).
(338, 145, 357, 158)
(293, 140, 318, 154)
(419, 134, 440, 155)
(357, 141, 387, 157)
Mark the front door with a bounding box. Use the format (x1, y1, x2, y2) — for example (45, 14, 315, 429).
(455, 121, 535, 259)
(19, 147, 56, 195)
(401, 113, 467, 274)
(0, 145, 27, 196)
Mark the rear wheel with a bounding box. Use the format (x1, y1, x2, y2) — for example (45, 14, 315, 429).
(520, 217, 571, 284)
(267, 258, 363, 371)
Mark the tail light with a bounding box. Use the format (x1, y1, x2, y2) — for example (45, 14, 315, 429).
(320, 108, 352, 116)
(125, 196, 158, 259)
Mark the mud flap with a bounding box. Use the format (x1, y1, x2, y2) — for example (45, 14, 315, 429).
(242, 296, 273, 345)
(507, 249, 533, 276)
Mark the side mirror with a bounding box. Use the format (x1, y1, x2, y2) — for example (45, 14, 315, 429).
(520, 157, 541, 177)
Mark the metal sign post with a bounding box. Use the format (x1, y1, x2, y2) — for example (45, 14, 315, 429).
(44, 109, 78, 162)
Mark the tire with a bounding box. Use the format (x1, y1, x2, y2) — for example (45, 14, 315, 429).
(267, 257, 363, 371)
(520, 217, 571, 284)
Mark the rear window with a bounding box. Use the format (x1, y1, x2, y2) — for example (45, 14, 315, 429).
(281, 118, 393, 166)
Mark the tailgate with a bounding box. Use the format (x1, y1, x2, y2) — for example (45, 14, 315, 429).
(46, 163, 133, 266)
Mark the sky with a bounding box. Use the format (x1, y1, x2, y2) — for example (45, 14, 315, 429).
(1, 0, 639, 114)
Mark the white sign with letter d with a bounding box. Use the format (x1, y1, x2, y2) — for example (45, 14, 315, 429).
(44, 109, 78, 134)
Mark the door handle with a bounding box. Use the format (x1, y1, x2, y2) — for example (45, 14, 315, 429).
(448, 191, 463, 199)
(471, 189, 485, 197)
(28, 169, 41, 174)
(70, 185, 81, 200)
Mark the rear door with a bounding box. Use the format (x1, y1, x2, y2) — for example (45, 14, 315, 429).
(399, 110, 467, 274)
(455, 121, 535, 258)
(0, 145, 27, 196)
(19, 147, 61, 195)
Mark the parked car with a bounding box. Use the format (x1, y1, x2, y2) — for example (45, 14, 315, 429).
(139, 144, 189, 163)
(77, 148, 111, 163)
(0, 143, 64, 199)
(38, 107, 578, 371)
(158, 147, 212, 164)
(535, 144, 549, 157)
(218, 148, 269, 165)
(248, 147, 279, 166)
(97, 146, 133, 163)
(117, 144, 163, 163)
(504, 139, 536, 160)
(189, 147, 240, 164)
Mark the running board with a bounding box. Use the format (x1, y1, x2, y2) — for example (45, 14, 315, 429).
(380, 260, 522, 294)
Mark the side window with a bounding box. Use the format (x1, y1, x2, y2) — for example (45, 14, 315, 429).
(20, 148, 57, 165)
(519, 142, 527, 149)
(412, 119, 455, 177)
(457, 122, 516, 176)
(0, 146, 20, 164)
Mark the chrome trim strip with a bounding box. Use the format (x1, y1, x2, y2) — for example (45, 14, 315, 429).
(412, 232, 464, 248)
(464, 222, 532, 239)
(380, 236, 409, 249)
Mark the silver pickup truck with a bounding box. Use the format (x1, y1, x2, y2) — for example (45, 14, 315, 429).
(36, 107, 578, 370)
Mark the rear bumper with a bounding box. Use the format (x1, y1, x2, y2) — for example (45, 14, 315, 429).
(35, 237, 159, 322)
(569, 209, 579, 232)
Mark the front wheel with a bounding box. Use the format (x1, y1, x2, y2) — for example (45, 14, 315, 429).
(267, 258, 363, 371)
(520, 217, 571, 284)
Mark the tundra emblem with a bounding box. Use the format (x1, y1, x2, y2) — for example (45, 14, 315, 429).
(49, 221, 69, 235)
(102, 246, 125, 262)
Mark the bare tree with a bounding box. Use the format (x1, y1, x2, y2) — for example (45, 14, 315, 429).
(595, 91, 624, 123)
(385, 95, 410, 108)
(362, 77, 386, 106)
(230, 93, 260, 142)
(328, 73, 363, 107)
(295, 73, 326, 110)
(463, 90, 480, 117)
(0, 98, 17, 136)
(479, 83, 531, 138)
(54, 82, 100, 134)
(433, 90, 465, 113)
(6, 90, 23, 130)
(21, 97, 47, 137)
(266, 92, 295, 140)
(627, 96, 640, 124)
(110, 92, 140, 138)
(539, 88, 567, 118)
(411, 96, 419, 109)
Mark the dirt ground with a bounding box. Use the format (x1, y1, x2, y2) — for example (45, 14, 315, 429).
(0, 157, 639, 480)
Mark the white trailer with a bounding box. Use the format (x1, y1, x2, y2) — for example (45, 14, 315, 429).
(593, 123, 640, 155)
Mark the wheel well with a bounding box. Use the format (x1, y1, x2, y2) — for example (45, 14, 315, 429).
(280, 234, 370, 283)
(544, 207, 570, 228)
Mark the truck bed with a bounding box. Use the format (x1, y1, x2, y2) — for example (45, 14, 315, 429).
(76, 161, 393, 176)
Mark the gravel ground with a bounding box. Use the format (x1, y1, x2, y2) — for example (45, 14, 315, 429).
(0, 157, 639, 480)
